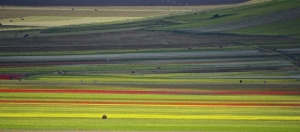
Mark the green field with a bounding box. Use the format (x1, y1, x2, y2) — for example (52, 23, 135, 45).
(0, 0, 300, 131)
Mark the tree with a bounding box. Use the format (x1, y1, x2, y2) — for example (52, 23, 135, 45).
(102, 115, 107, 119)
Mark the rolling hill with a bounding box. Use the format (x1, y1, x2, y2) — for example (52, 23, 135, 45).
(156, 0, 300, 38)
(0, 0, 249, 6)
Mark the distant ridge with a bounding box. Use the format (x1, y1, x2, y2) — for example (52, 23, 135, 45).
(0, 0, 249, 6)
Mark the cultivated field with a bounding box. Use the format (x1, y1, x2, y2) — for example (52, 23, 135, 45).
(0, 0, 300, 131)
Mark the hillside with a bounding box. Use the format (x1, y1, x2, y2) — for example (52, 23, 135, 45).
(155, 0, 300, 38)
(0, 0, 249, 6)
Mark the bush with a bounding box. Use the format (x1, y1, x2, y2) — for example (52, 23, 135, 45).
(102, 115, 107, 119)
(211, 14, 219, 19)
(24, 34, 29, 37)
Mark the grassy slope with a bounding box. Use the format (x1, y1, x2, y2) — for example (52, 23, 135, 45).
(154, 0, 300, 38)
(228, 17, 300, 38)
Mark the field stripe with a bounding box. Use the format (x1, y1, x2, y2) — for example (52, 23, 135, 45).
(0, 113, 299, 121)
(1, 100, 299, 107)
(1, 89, 300, 95)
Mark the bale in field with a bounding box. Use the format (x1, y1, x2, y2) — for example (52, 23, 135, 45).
(240, 80, 242, 83)
(10, 19, 12, 22)
(102, 115, 107, 119)
(95, 8, 98, 11)
(131, 70, 135, 74)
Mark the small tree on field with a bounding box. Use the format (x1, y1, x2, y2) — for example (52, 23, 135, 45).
(102, 115, 107, 119)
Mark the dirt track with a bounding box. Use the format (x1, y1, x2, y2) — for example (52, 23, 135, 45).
(0, 0, 249, 6)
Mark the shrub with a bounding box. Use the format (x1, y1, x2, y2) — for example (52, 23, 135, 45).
(212, 14, 219, 18)
(24, 34, 29, 37)
(102, 115, 107, 119)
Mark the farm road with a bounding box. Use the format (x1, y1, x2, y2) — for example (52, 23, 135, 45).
(184, 7, 300, 33)
(0, 50, 264, 62)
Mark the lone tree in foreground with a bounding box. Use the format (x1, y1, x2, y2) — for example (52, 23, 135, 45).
(102, 115, 107, 119)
